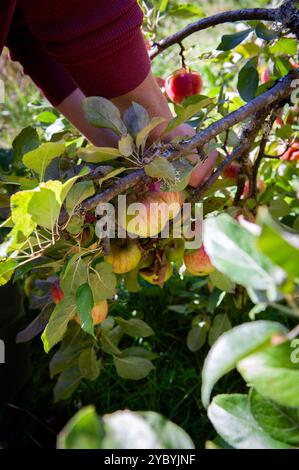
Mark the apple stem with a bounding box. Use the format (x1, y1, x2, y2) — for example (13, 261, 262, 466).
(178, 42, 187, 70)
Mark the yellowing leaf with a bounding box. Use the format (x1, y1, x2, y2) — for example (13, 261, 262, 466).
(23, 142, 65, 180)
(78, 145, 121, 163)
(118, 134, 134, 157)
(136, 116, 165, 149)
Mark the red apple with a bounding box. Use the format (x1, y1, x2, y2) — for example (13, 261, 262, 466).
(51, 279, 64, 304)
(222, 162, 241, 182)
(281, 141, 299, 162)
(120, 191, 183, 238)
(165, 68, 203, 104)
(184, 245, 215, 276)
(105, 240, 142, 274)
(74, 300, 108, 326)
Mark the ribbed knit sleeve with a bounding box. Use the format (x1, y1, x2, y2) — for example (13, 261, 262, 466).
(6, 5, 77, 106)
(18, 0, 151, 99)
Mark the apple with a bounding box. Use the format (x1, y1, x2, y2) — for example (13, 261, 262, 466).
(184, 245, 215, 276)
(165, 238, 185, 263)
(51, 279, 64, 304)
(139, 261, 173, 286)
(261, 67, 270, 84)
(222, 162, 241, 182)
(120, 191, 183, 238)
(165, 68, 203, 104)
(105, 240, 142, 274)
(74, 300, 108, 326)
(281, 141, 299, 162)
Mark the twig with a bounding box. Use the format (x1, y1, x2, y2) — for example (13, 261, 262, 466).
(251, 107, 281, 198)
(191, 110, 269, 202)
(150, 1, 299, 60)
(150, 8, 278, 59)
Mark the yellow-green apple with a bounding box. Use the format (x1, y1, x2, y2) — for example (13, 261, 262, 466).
(165, 238, 185, 263)
(121, 191, 183, 238)
(139, 261, 173, 286)
(105, 240, 142, 274)
(74, 300, 108, 326)
(184, 245, 215, 276)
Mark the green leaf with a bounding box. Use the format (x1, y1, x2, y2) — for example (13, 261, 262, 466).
(61, 255, 89, 295)
(255, 23, 278, 42)
(136, 116, 165, 149)
(78, 145, 122, 163)
(208, 394, 292, 449)
(187, 322, 208, 352)
(23, 142, 65, 180)
(237, 341, 299, 408)
(58, 407, 194, 449)
(201, 320, 288, 408)
(217, 29, 252, 51)
(50, 324, 86, 378)
(78, 348, 100, 381)
(123, 102, 149, 138)
(237, 59, 259, 102)
(100, 326, 123, 355)
(66, 181, 95, 216)
(41, 295, 77, 353)
(28, 181, 63, 231)
(12, 126, 39, 165)
(27, 173, 84, 231)
(208, 314, 232, 346)
(83, 97, 126, 135)
(257, 208, 299, 280)
(57, 406, 102, 449)
(203, 214, 279, 291)
(165, 96, 213, 133)
(54, 365, 82, 402)
(209, 270, 235, 293)
(11, 190, 36, 237)
(0, 259, 18, 286)
(120, 347, 158, 361)
(250, 389, 299, 446)
(76, 283, 94, 338)
(16, 304, 53, 343)
(270, 38, 298, 56)
(115, 317, 154, 338)
(168, 3, 203, 19)
(99, 167, 126, 186)
(89, 262, 116, 302)
(118, 134, 134, 157)
(168, 159, 193, 191)
(113, 355, 155, 380)
(144, 156, 176, 182)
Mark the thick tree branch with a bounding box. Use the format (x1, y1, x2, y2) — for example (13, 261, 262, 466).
(179, 70, 298, 155)
(80, 70, 299, 212)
